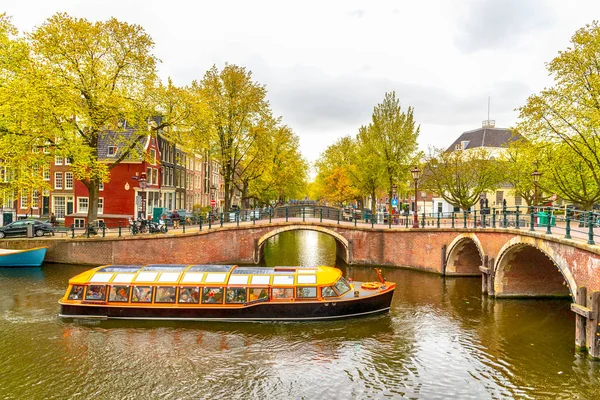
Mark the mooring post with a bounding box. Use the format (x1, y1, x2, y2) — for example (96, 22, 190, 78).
(575, 287, 588, 351)
(118, 221, 122, 237)
(286, 207, 289, 222)
(437, 212, 440, 228)
(545, 206, 552, 235)
(421, 212, 425, 228)
(182, 219, 186, 233)
(587, 291, 600, 358)
(71, 224, 75, 239)
(208, 215, 212, 229)
(199, 216, 202, 231)
(220, 213, 224, 228)
(302, 207, 305, 222)
(319, 209, 322, 223)
(371, 215, 374, 229)
(492, 208, 496, 228)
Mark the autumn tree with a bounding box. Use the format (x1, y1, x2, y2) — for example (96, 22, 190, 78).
(362, 92, 420, 212)
(7, 13, 163, 224)
(423, 147, 505, 211)
(516, 21, 600, 210)
(196, 64, 270, 212)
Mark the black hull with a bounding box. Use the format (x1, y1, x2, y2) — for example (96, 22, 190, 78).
(60, 289, 394, 321)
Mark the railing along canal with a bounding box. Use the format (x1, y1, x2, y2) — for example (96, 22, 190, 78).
(33, 205, 600, 246)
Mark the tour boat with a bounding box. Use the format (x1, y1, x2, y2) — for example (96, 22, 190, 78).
(58, 264, 395, 321)
(0, 247, 48, 267)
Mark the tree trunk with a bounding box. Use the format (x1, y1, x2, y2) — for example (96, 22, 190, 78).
(84, 178, 99, 226)
(371, 188, 376, 215)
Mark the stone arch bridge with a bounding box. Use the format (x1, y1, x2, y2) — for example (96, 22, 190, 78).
(3, 220, 600, 357)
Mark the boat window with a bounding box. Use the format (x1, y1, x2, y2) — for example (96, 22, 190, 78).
(205, 273, 227, 283)
(272, 288, 294, 299)
(250, 275, 270, 285)
(158, 272, 181, 282)
(272, 275, 294, 285)
(297, 287, 317, 298)
(188, 265, 235, 273)
(68, 285, 84, 300)
(202, 287, 224, 304)
(181, 272, 204, 283)
(228, 275, 249, 285)
(322, 286, 337, 298)
(297, 275, 316, 284)
(108, 285, 130, 302)
(135, 272, 158, 282)
(112, 273, 135, 283)
(85, 285, 107, 301)
(131, 286, 153, 303)
(89, 273, 113, 283)
(178, 287, 200, 304)
(248, 288, 269, 302)
(226, 288, 247, 304)
(297, 269, 317, 274)
(333, 278, 351, 295)
(155, 287, 176, 303)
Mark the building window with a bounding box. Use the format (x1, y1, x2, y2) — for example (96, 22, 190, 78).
(98, 198, 104, 214)
(20, 193, 28, 209)
(32, 191, 39, 209)
(74, 218, 85, 228)
(514, 194, 522, 206)
(55, 156, 63, 165)
(65, 172, 73, 189)
(64, 157, 72, 165)
(496, 191, 504, 204)
(78, 197, 89, 213)
(43, 164, 50, 181)
(150, 149, 156, 165)
(152, 168, 158, 185)
(108, 146, 117, 157)
(55, 172, 63, 189)
(54, 196, 66, 218)
(99, 181, 104, 191)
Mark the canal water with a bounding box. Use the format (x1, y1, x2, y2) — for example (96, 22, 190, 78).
(0, 231, 598, 399)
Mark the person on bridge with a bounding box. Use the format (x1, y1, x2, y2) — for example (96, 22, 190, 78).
(172, 210, 180, 229)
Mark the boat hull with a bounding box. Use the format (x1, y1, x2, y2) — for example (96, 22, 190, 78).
(59, 288, 394, 321)
(0, 247, 47, 267)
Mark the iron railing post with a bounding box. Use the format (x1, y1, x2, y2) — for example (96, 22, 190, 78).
(286, 207, 289, 222)
(71, 224, 75, 239)
(463, 211, 467, 228)
(473, 210, 477, 229)
(451, 212, 455, 228)
(545, 207, 552, 235)
(320, 209, 322, 223)
(421, 212, 425, 228)
(529, 206, 535, 232)
(492, 208, 496, 228)
(515, 206, 520, 229)
(437, 212, 440, 228)
(564, 209, 571, 239)
(587, 212, 595, 245)
(118, 221, 122, 237)
(199, 216, 203, 231)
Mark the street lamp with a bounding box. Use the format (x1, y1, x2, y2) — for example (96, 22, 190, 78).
(410, 166, 421, 228)
(139, 173, 148, 219)
(531, 169, 541, 226)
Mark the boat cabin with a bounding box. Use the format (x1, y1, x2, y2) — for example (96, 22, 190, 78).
(62, 264, 357, 306)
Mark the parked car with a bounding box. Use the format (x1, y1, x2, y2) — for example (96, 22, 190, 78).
(0, 220, 54, 239)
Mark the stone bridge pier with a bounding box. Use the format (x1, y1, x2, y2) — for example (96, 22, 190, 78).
(2, 221, 600, 357)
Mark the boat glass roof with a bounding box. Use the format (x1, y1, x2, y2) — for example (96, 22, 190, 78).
(188, 265, 235, 273)
(143, 264, 188, 271)
(98, 266, 140, 273)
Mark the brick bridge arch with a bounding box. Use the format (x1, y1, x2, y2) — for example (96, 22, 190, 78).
(255, 224, 350, 264)
(445, 233, 485, 276)
(493, 236, 575, 298)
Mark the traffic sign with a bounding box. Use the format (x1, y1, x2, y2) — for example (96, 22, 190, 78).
(391, 198, 398, 207)
(210, 199, 216, 206)
(552, 194, 558, 201)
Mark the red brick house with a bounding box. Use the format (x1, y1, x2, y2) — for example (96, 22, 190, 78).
(65, 131, 161, 229)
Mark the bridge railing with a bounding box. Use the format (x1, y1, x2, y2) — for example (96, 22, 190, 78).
(45, 205, 600, 245)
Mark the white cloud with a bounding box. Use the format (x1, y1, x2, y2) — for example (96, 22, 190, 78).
(3, 0, 600, 165)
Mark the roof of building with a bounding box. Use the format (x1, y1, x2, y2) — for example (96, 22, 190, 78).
(446, 127, 521, 152)
(98, 130, 149, 161)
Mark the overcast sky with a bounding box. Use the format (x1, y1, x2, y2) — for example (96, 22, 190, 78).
(4, 0, 600, 164)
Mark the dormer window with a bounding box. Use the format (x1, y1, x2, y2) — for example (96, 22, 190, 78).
(455, 143, 462, 151)
(461, 140, 470, 149)
(108, 146, 118, 157)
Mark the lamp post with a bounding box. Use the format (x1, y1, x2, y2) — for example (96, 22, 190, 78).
(531, 170, 541, 226)
(139, 173, 147, 219)
(411, 166, 421, 228)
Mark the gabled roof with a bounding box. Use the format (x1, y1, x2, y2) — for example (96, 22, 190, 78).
(446, 127, 520, 152)
(98, 130, 149, 161)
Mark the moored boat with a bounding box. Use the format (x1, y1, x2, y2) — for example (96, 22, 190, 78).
(0, 247, 48, 267)
(58, 264, 395, 321)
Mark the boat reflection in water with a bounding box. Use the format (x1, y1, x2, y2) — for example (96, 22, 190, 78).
(59, 264, 395, 321)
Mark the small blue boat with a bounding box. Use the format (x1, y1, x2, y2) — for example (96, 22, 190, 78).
(0, 247, 48, 267)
